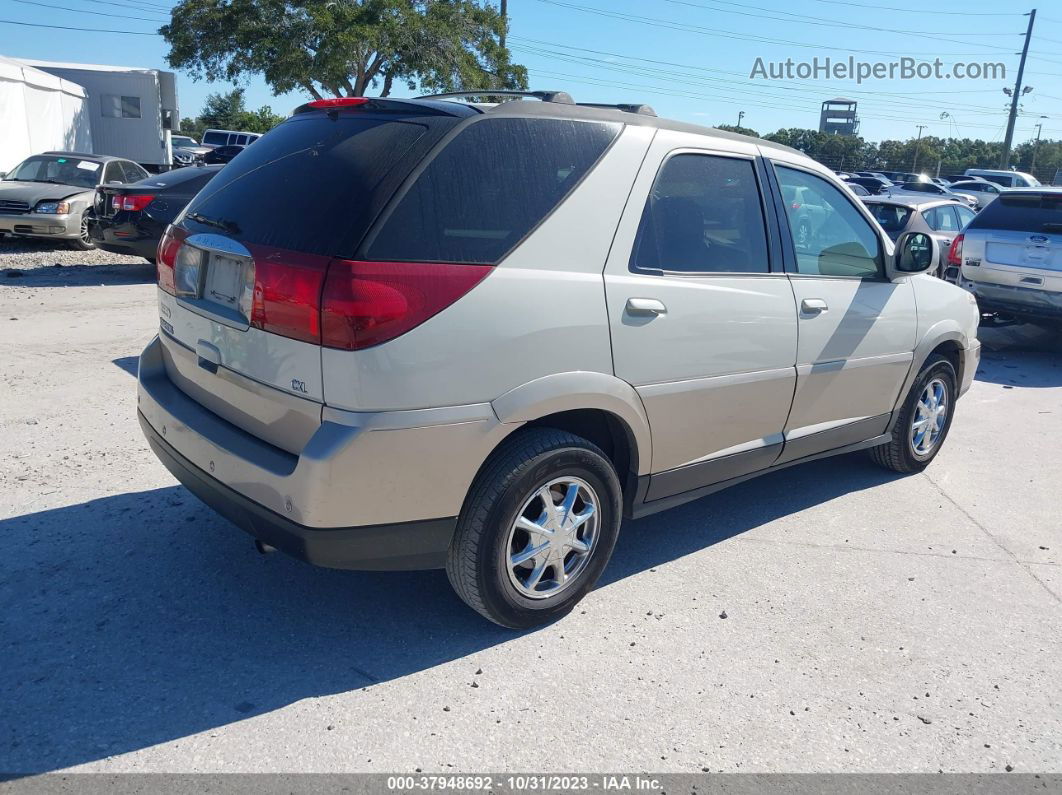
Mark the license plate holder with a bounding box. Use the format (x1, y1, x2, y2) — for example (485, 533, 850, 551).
(204, 253, 244, 312)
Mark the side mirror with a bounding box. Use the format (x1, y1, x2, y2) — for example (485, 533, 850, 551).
(892, 231, 937, 276)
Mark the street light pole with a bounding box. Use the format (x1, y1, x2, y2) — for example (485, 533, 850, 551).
(912, 124, 927, 173)
(1000, 8, 1037, 168)
(1031, 117, 1047, 175)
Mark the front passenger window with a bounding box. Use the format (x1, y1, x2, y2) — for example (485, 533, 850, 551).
(775, 165, 882, 278)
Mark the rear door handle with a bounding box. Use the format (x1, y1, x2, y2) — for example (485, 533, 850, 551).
(625, 297, 667, 316)
(801, 298, 828, 314)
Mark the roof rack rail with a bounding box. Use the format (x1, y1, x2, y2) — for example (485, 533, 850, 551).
(415, 89, 575, 105)
(577, 102, 657, 117)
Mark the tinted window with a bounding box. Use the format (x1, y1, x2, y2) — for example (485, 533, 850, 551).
(121, 161, 149, 183)
(866, 203, 912, 235)
(141, 166, 220, 191)
(631, 154, 769, 274)
(924, 205, 960, 232)
(103, 162, 124, 184)
(203, 131, 227, 146)
(776, 166, 881, 278)
(901, 182, 939, 193)
(980, 174, 1011, 187)
(969, 193, 1062, 233)
(183, 115, 437, 256)
(366, 118, 620, 264)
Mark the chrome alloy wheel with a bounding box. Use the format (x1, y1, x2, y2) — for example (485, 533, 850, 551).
(80, 215, 92, 246)
(911, 377, 948, 456)
(505, 477, 600, 599)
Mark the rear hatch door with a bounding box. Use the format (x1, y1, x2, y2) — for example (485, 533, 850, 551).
(962, 192, 1062, 295)
(156, 107, 458, 453)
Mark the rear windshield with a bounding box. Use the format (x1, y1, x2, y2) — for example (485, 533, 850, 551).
(139, 165, 220, 189)
(181, 115, 439, 255)
(365, 117, 621, 264)
(866, 203, 912, 233)
(969, 193, 1062, 233)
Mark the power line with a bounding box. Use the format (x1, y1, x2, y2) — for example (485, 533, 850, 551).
(811, 0, 1019, 15)
(11, 0, 166, 22)
(78, 0, 172, 13)
(0, 18, 159, 34)
(531, 0, 1003, 59)
(661, 0, 1023, 48)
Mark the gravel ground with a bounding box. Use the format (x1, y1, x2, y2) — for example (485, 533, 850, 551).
(1, 249, 1060, 775)
(0, 236, 147, 274)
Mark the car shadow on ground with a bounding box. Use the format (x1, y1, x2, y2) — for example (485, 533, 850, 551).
(975, 323, 1062, 388)
(1, 452, 898, 774)
(111, 356, 139, 377)
(1, 261, 155, 288)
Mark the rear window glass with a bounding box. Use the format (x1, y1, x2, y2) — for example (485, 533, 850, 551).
(182, 115, 432, 255)
(144, 165, 219, 188)
(203, 131, 227, 146)
(365, 117, 621, 264)
(866, 203, 912, 233)
(969, 193, 1062, 233)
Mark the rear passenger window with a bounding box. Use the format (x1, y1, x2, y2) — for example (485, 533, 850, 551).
(366, 118, 621, 264)
(924, 205, 959, 232)
(631, 153, 770, 274)
(775, 166, 882, 279)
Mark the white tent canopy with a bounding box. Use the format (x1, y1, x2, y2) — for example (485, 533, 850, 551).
(0, 55, 92, 174)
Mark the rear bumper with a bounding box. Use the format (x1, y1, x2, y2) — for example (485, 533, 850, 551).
(0, 212, 81, 239)
(140, 412, 455, 570)
(961, 276, 1062, 321)
(137, 335, 515, 569)
(90, 219, 161, 260)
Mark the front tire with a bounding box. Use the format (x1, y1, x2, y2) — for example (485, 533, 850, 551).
(69, 212, 96, 251)
(870, 354, 957, 473)
(446, 428, 622, 628)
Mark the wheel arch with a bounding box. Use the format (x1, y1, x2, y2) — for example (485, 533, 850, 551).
(887, 323, 968, 434)
(491, 372, 652, 480)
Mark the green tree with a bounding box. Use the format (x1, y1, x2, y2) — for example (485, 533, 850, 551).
(715, 124, 760, 138)
(161, 0, 527, 100)
(199, 88, 249, 130)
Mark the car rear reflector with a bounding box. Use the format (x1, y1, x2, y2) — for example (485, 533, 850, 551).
(306, 97, 371, 109)
(156, 225, 186, 295)
(321, 260, 491, 350)
(947, 234, 964, 267)
(245, 245, 332, 345)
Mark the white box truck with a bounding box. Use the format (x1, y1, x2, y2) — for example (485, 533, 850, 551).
(17, 58, 179, 171)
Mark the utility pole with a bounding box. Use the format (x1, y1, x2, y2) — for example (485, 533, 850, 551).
(737, 110, 745, 128)
(912, 124, 927, 172)
(500, 0, 507, 48)
(1031, 116, 1047, 175)
(1000, 8, 1037, 168)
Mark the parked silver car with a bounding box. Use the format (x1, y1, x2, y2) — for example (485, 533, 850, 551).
(886, 180, 978, 210)
(954, 188, 1062, 327)
(948, 179, 1004, 210)
(137, 93, 981, 627)
(0, 152, 149, 249)
(863, 197, 977, 277)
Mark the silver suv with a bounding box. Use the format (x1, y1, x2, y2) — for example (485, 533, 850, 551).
(137, 93, 981, 627)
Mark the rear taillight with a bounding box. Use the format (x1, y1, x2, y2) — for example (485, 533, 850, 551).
(156, 226, 186, 295)
(246, 246, 331, 345)
(321, 260, 491, 350)
(947, 234, 964, 266)
(115, 194, 155, 212)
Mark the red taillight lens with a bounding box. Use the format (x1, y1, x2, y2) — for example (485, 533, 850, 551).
(791, 202, 801, 210)
(306, 97, 370, 109)
(321, 260, 491, 351)
(247, 246, 331, 344)
(156, 226, 186, 295)
(121, 194, 156, 212)
(947, 233, 964, 266)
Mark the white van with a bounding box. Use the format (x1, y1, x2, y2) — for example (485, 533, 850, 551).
(201, 129, 262, 149)
(963, 168, 1040, 188)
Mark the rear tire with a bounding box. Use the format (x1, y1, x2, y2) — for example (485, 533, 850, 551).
(446, 428, 622, 629)
(870, 354, 957, 473)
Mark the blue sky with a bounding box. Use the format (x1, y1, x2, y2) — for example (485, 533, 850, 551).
(3, 0, 1060, 144)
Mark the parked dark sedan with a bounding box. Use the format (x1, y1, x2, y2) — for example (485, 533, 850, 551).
(202, 145, 245, 165)
(90, 165, 222, 261)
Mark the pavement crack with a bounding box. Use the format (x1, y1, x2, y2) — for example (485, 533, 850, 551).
(922, 471, 1061, 604)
